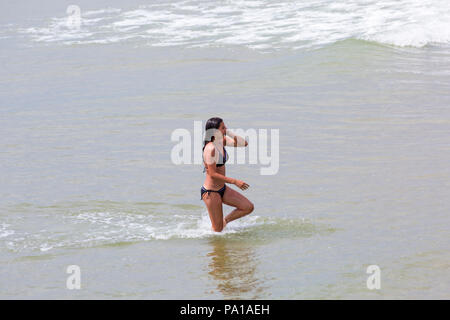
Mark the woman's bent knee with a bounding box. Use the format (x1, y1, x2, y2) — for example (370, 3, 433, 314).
(244, 202, 254, 214)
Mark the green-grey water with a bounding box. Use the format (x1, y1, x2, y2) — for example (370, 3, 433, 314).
(1, 0, 449, 299)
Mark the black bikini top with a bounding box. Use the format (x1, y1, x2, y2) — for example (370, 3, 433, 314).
(203, 145, 228, 172)
(216, 147, 228, 167)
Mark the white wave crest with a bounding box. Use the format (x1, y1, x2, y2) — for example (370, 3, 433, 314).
(15, 0, 450, 50)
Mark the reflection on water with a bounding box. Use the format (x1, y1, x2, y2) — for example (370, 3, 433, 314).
(206, 237, 267, 299)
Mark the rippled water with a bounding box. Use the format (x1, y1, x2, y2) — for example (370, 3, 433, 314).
(1, 0, 449, 299)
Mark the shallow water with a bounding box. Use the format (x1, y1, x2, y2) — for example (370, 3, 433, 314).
(1, 0, 449, 299)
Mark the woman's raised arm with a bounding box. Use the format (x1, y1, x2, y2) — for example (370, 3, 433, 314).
(225, 130, 248, 147)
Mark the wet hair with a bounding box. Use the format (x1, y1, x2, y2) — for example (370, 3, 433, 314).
(202, 117, 223, 152)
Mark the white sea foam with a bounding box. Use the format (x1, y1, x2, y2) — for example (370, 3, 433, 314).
(14, 0, 450, 50)
(0, 223, 15, 239)
(83, 8, 122, 17)
(2, 210, 279, 252)
(75, 210, 266, 241)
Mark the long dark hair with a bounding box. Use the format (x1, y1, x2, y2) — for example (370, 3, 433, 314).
(202, 117, 223, 152)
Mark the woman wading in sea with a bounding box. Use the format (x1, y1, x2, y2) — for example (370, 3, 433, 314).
(201, 117, 254, 232)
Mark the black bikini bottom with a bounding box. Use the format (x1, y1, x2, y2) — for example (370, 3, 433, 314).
(201, 185, 226, 200)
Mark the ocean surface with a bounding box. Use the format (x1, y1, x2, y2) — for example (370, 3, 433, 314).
(1, 0, 449, 299)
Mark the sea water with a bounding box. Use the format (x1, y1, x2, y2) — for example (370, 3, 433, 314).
(1, 0, 449, 299)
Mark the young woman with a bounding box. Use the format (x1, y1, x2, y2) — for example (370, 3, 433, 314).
(201, 117, 254, 232)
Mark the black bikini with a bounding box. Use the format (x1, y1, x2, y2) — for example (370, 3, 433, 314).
(216, 146, 228, 167)
(201, 145, 228, 200)
(201, 185, 226, 200)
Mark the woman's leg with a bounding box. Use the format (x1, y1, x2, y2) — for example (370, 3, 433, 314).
(222, 186, 254, 224)
(202, 192, 225, 232)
